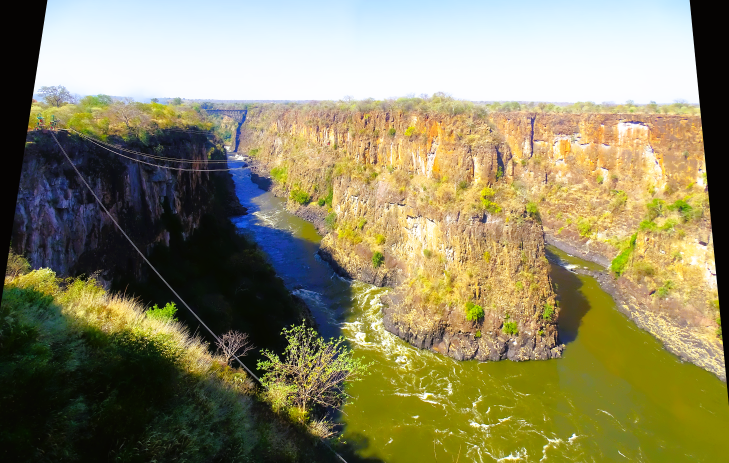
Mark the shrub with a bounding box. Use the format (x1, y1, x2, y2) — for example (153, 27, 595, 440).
(388, 128, 396, 136)
(538, 329, 545, 336)
(610, 190, 628, 211)
(639, 220, 657, 232)
(502, 321, 518, 336)
(317, 198, 326, 206)
(577, 218, 592, 237)
(480, 187, 502, 213)
(6, 249, 31, 278)
(257, 323, 370, 415)
(375, 234, 386, 245)
(483, 251, 491, 262)
(338, 228, 362, 245)
(423, 249, 432, 258)
(496, 165, 504, 180)
(655, 280, 674, 298)
(515, 281, 524, 291)
(597, 175, 604, 184)
(325, 212, 337, 230)
(270, 166, 288, 184)
(465, 302, 485, 321)
(457, 180, 469, 191)
(324, 188, 334, 207)
(526, 201, 540, 221)
(611, 233, 637, 276)
(667, 199, 693, 222)
(371, 251, 384, 268)
(404, 126, 416, 137)
(248, 148, 260, 157)
(633, 261, 655, 279)
(357, 218, 367, 230)
(146, 302, 178, 321)
(542, 303, 554, 320)
(289, 189, 311, 205)
(475, 330, 482, 338)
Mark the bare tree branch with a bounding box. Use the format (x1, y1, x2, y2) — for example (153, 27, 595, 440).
(216, 330, 256, 365)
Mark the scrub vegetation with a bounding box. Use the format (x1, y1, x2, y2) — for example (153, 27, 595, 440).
(1, 250, 345, 462)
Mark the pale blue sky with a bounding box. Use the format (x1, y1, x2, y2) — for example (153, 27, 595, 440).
(35, 0, 699, 103)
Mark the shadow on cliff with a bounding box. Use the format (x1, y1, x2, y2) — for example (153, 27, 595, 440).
(545, 247, 592, 345)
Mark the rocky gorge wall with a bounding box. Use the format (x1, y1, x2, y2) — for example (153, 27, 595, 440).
(12, 130, 237, 286)
(239, 106, 723, 379)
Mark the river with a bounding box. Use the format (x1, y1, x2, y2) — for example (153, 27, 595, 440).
(227, 162, 729, 462)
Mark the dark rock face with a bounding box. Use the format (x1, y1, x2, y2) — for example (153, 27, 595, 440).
(12, 131, 241, 283)
(380, 292, 564, 362)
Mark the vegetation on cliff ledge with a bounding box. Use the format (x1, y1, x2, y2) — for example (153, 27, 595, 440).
(1, 251, 343, 462)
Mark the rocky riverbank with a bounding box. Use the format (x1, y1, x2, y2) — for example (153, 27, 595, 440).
(546, 233, 726, 382)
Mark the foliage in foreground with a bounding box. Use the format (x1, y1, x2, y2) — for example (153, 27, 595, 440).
(257, 324, 371, 437)
(1, 253, 341, 462)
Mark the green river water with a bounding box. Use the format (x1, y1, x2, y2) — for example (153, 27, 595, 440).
(228, 164, 728, 462)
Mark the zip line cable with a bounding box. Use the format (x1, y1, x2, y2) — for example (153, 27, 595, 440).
(49, 130, 259, 380)
(66, 128, 243, 164)
(65, 130, 248, 172)
(48, 131, 348, 463)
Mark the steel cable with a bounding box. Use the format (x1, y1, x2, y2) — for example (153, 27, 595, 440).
(66, 128, 242, 164)
(64, 130, 247, 172)
(49, 131, 348, 463)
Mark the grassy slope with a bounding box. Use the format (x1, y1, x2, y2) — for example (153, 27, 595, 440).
(0, 267, 337, 462)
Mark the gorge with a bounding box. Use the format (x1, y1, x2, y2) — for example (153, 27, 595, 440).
(236, 104, 722, 380)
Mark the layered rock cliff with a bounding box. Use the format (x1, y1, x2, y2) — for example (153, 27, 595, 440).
(12, 130, 238, 285)
(241, 107, 565, 362)
(238, 106, 722, 378)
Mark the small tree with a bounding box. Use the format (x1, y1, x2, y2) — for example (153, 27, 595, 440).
(372, 251, 384, 268)
(37, 85, 72, 107)
(216, 330, 255, 365)
(257, 323, 370, 415)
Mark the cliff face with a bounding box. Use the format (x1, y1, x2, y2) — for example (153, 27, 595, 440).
(242, 108, 564, 362)
(239, 106, 721, 377)
(12, 131, 226, 284)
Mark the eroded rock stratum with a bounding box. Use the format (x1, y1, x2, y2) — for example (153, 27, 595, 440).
(240, 107, 722, 379)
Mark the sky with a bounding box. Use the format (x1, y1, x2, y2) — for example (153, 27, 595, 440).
(34, 0, 700, 104)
